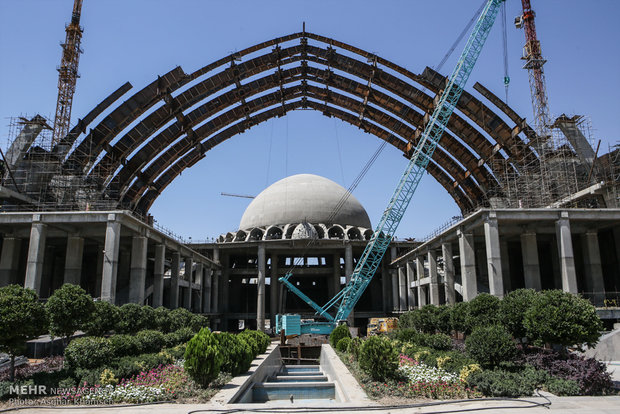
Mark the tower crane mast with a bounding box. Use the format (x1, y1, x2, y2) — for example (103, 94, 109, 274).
(515, 0, 551, 139)
(278, 0, 506, 335)
(52, 0, 84, 146)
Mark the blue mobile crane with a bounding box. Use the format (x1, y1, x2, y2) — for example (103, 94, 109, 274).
(277, 0, 505, 335)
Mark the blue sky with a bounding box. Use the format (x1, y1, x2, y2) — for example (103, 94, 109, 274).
(1, 0, 618, 240)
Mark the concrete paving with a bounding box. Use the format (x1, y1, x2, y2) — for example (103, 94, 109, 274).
(3, 395, 620, 414)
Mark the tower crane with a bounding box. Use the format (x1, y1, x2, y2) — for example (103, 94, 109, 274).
(52, 0, 84, 146)
(277, 0, 506, 335)
(515, 0, 551, 140)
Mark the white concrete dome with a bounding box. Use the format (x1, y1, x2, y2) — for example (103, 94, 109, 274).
(239, 174, 371, 230)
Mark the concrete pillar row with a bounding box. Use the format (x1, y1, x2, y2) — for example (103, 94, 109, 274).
(256, 243, 266, 332)
(129, 236, 148, 305)
(24, 219, 47, 295)
(415, 256, 426, 308)
(442, 242, 455, 305)
(152, 244, 165, 308)
(556, 212, 578, 294)
(270, 253, 279, 328)
(428, 250, 440, 305)
(64, 235, 84, 286)
(582, 231, 605, 306)
(458, 229, 477, 301)
(484, 213, 504, 298)
(184, 257, 193, 311)
(0, 237, 22, 287)
(170, 252, 181, 309)
(520, 232, 542, 290)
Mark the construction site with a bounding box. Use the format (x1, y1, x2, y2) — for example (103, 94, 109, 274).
(0, 0, 618, 331)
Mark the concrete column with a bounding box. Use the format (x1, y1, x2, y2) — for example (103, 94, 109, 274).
(398, 266, 407, 311)
(582, 231, 605, 305)
(184, 257, 193, 310)
(484, 214, 504, 298)
(521, 232, 541, 290)
(442, 242, 455, 305)
(64, 236, 84, 286)
(428, 250, 440, 305)
(332, 253, 341, 295)
(406, 261, 415, 310)
(129, 236, 148, 304)
(203, 268, 212, 314)
(101, 217, 121, 304)
(458, 230, 477, 301)
(381, 260, 391, 312)
(211, 247, 220, 313)
(94, 245, 103, 298)
(195, 262, 204, 312)
(556, 213, 578, 293)
(0, 237, 21, 286)
(256, 243, 266, 332)
(500, 240, 512, 292)
(152, 244, 165, 307)
(170, 252, 180, 308)
(24, 220, 47, 295)
(344, 243, 354, 324)
(270, 254, 279, 328)
(416, 256, 426, 308)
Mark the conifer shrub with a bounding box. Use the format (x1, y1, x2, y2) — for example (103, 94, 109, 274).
(336, 337, 352, 352)
(329, 324, 351, 348)
(184, 328, 223, 387)
(347, 337, 362, 359)
(64, 337, 113, 370)
(238, 330, 270, 355)
(359, 336, 398, 381)
(465, 325, 517, 367)
(213, 332, 253, 376)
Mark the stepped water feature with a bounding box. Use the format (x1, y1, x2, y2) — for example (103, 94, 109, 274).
(246, 365, 335, 403)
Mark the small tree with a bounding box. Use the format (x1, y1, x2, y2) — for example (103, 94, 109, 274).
(359, 336, 398, 381)
(417, 305, 441, 333)
(46, 284, 95, 344)
(499, 289, 538, 340)
(184, 328, 223, 387)
(450, 301, 469, 334)
(466, 325, 517, 367)
(524, 290, 602, 349)
(329, 324, 351, 347)
(436, 304, 453, 335)
(465, 293, 500, 333)
(0, 285, 48, 381)
(84, 300, 119, 336)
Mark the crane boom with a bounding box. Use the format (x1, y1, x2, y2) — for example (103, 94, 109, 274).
(279, 0, 505, 333)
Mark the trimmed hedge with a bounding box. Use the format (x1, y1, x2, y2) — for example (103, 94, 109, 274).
(64, 337, 113, 370)
(465, 325, 517, 367)
(465, 293, 500, 333)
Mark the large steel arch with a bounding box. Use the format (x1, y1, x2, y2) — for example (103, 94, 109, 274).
(59, 31, 540, 216)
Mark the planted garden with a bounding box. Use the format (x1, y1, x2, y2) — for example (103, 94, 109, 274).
(333, 289, 615, 401)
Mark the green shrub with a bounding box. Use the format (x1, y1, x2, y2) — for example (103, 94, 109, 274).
(111, 352, 174, 380)
(184, 328, 223, 387)
(359, 336, 398, 381)
(437, 351, 476, 374)
(188, 313, 209, 332)
(136, 330, 166, 354)
(46, 284, 95, 342)
(465, 325, 517, 367)
(389, 328, 418, 343)
(398, 310, 420, 330)
(213, 332, 253, 376)
(153, 306, 172, 332)
(336, 337, 352, 352)
(173, 327, 196, 344)
(546, 377, 580, 396)
(524, 290, 602, 348)
(169, 308, 195, 332)
(499, 289, 538, 340)
(420, 333, 452, 350)
(467, 369, 535, 397)
(115, 303, 147, 334)
(163, 343, 186, 360)
(64, 337, 113, 370)
(329, 324, 351, 348)
(436, 305, 452, 335)
(347, 337, 362, 359)
(238, 330, 270, 355)
(84, 300, 118, 336)
(465, 293, 500, 333)
(450, 301, 469, 334)
(140, 306, 156, 330)
(108, 334, 140, 357)
(416, 305, 441, 333)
